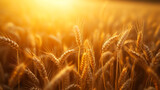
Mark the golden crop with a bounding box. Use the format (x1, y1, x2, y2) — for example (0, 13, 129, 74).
(0, 0, 160, 90)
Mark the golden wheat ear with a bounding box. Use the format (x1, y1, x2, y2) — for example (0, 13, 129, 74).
(73, 25, 82, 47)
(102, 35, 118, 53)
(44, 65, 74, 90)
(73, 25, 82, 73)
(0, 36, 19, 50)
(117, 29, 131, 50)
(58, 49, 75, 66)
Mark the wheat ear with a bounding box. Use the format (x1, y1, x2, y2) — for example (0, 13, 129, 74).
(80, 52, 87, 72)
(32, 56, 49, 86)
(8, 63, 26, 87)
(118, 67, 129, 89)
(84, 40, 96, 73)
(65, 84, 81, 90)
(0, 36, 19, 50)
(25, 68, 39, 85)
(44, 65, 73, 90)
(73, 25, 82, 46)
(120, 78, 132, 90)
(58, 49, 75, 65)
(117, 29, 130, 50)
(142, 44, 153, 64)
(102, 35, 118, 53)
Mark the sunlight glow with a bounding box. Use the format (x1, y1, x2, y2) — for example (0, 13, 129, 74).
(35, 0, 75, 9)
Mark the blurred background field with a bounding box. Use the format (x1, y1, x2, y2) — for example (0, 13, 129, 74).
(0, 0, 160, 34)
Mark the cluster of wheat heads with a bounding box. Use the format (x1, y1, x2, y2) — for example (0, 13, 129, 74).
(0, 23, 160, 90)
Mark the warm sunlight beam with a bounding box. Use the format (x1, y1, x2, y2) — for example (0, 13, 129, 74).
(34, 0, 76, 9)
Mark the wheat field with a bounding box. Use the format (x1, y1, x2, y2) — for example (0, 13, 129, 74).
(0, 0, 160, 90)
